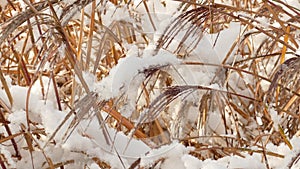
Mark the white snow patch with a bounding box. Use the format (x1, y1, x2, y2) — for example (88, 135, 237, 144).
(95, 45, 179, 102)
(140, 141, 191, 168)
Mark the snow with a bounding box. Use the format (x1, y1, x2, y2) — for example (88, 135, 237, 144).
(0, 145, 16, 168)
(0, 1, 7, 9)
(95, 44, 179, 104)
(2, 0, 300, 168)
(76, 71, 96, 91)
(140, 141, 190, 168)
(199, 22, 242, 64)
(270, 108, 280, 131)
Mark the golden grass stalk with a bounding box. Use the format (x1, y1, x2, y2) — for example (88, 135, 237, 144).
(102, 102, 147, 139)
(0, 68, 13, 106)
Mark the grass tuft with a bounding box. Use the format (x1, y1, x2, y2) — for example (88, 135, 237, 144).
(0, 0, 300, 168)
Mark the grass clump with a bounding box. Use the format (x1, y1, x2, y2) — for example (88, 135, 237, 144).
(0, 0, 300, 168)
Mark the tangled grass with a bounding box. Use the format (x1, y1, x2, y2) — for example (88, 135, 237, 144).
(0, 0, 300, 168)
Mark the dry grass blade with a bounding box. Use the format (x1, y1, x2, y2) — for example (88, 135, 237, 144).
(44, 108, 75, 149)
(142, 0, 157, 31)
(128, 158, 140, 169)
(278, 125, 293, 150)
(267, 57, 300, 99)
(0, 132, 23, 145)
(20, 124, 35, 169)
(0, 157, 7, 169)
(77, 9, 85, 62)
(20, 124, 57, 169)
(264, 56, 300, 139)
(102, 103, 147, 139)
(92, 157, 111, 169)
(192, 146, 284, 159)
(59, 0, 95, 26)
(157, 7, 220, 54)
(0, 109, 21, 159)
(62, 92, 98, 142)
(44, 92, 97, 146)
(280, 25, 290, 64)
(139, 85, 258, 125)
(13, 48, 31, 85)
(280, 87, 300, 115)
(85, 0, 96, 69)
(0, 68, 13, 106)
(48, 2, 90, 93)
(45, 160, 74, 169)
(0, 0, 59, 45)
(50, 72, 62, 111)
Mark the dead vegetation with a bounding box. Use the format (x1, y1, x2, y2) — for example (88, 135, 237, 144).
(0, 0, 300, 168)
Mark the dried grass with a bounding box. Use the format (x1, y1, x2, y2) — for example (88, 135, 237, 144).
(0, 0, 300, 168)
